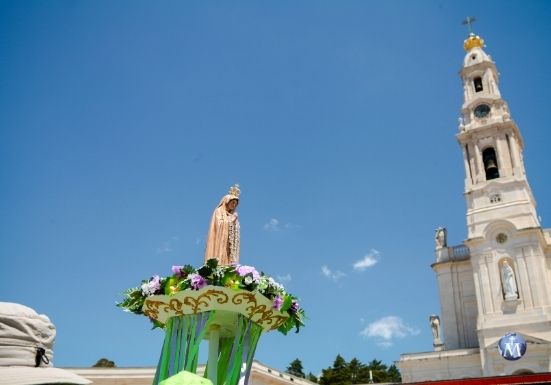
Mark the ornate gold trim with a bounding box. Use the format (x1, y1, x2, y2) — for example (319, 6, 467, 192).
(183, 289, 229, 314)
(143, 286, 289, 332)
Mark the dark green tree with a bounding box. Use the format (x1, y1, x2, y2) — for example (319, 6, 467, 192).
(348, 357, 369, 384)
(319, 354, 351, 385)
(319, 355, 401, 384)
(307, 372, 319, 383)
(286, 358, 306, 378)
(92, 358, 115, 367)
(366, 359, 388, 383)
(386, 364, 402, 382)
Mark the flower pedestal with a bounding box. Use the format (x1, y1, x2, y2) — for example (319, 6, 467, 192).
(142, 286, 290, 385)
(118, 261, 305, 385)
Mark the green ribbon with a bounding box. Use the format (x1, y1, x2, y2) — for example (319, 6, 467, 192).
(154, 312, 214, 385)
(153, 312, 263, 385)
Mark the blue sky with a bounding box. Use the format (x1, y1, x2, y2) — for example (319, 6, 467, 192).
(1, 0, 550, 377)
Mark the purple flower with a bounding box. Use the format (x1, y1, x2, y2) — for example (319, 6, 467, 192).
(235, 265, 260, 281)
(171, 265, 184, 278)
(190, 274, 207, 290)
(290, 300, 300, 313)
(272, 295, 283, 311)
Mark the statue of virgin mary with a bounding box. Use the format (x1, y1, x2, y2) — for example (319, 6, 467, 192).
(204, 185, 240, 265)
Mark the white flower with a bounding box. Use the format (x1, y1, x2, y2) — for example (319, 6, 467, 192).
(140, 282, 150, 296)
(213, 266, 225, 279)
(257, 276, 269, 291)
(268, 277, 284, 292)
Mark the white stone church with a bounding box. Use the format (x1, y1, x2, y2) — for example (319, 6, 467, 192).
(397, 32, 551, 381)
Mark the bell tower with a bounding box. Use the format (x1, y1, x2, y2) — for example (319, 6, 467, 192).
(458, 31, 551, 375)
(457, 33, 540, 237)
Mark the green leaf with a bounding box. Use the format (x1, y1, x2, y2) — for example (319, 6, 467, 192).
(182, 265, 195, 274)
(281, 295, 293, 312)
(197, 265, 212, 277)
(277, 318, 294, 335)
(205, 258, 219, 269)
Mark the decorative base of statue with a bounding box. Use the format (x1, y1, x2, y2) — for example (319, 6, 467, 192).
(144, 286, 290, 385)
(118, 260, 305, 385)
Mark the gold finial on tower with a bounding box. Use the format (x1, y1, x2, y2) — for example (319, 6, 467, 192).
(464, 33, 485, 51)
(462, 16, 485, 51)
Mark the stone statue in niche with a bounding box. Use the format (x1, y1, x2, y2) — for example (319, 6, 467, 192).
(435, 227, 447, 249)
(501, 260, 519, 300)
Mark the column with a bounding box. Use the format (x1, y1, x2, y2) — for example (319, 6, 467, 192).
(462, 145, 473, 186)
(508, 135, 523, 175)
(474, 141, 484, 183)
(495, 135, 511, 177)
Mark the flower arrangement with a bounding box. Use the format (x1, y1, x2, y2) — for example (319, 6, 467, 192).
(117, 258, 305, 335)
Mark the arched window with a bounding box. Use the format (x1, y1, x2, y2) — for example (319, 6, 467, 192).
(483, 147, 499, 180)
(473, 77, 483, 92)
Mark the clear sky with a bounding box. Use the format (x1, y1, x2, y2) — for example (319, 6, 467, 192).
(1, 0, 550, 377)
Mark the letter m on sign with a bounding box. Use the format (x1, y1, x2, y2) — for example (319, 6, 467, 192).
(504, 338, 522, 359)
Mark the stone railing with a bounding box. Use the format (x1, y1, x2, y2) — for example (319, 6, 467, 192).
(436, 244, 470, 263)
(449, 244, 470, 260)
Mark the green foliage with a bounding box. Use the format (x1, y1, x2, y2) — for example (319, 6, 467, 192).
(318, 354, 401, 384)
(93, 358, 115, 368)
(348, 358, 367, 384)
(281, 295, 293, 312)
(277, 307, 305, 335)
(319, 354, 351, 385)
(286, 358, 306, 378)
(277, 318, 293, 335)
(332, 354, 347, 370)
(386, 364, 402, 382)
(182, 264, 195, 276)
(366, 359, 388, 383)
(205, 258, 219, 269)
(116, 286, 146, 314)
(197, 264, 213, 278)
(307, 372, 318, 383)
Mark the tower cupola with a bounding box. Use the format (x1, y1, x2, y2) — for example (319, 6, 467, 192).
(459, 33, 501, 113)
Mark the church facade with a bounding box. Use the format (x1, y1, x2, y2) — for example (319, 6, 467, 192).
(397, 33, 551, 382)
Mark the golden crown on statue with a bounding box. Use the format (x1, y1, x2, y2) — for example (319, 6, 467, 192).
(228, 184, 241, 198)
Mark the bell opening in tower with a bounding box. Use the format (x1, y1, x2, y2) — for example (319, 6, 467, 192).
(482, 147, 500, 180)
(473, 76, 483, 92)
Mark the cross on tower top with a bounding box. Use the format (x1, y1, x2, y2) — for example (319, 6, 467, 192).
(462, 16, 476, 34)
